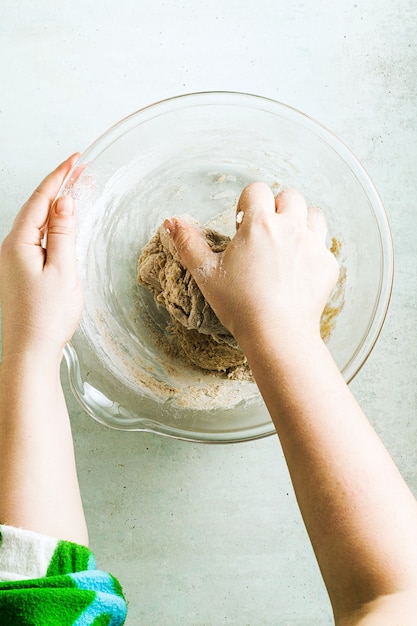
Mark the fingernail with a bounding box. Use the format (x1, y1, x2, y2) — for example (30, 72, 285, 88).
(55, 195, 74, 216)
(236, 210, 244, 225)
(164, 218, 177, 236)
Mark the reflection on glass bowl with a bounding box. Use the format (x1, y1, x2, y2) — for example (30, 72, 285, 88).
(59, 92, 393, 443)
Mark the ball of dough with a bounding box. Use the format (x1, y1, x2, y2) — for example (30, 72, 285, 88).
(137, 217, 248, 373)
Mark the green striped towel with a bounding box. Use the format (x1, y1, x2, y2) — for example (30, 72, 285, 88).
(0, 524, 127, 625)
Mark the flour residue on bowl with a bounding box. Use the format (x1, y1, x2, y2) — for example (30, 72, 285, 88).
(131, 283, 258, 413)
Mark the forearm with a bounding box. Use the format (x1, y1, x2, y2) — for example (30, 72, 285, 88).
(169, 183, 417, 622)
(0, 351, 88, 545)
(241, 330, 417, 620)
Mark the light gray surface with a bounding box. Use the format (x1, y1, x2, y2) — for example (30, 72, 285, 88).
(1, 2, 416, 624)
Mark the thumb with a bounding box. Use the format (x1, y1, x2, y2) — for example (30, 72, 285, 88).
(164, 217, 218, 283)
(45, 195, 77, 272)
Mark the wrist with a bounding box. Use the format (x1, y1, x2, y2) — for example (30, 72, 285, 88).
(235, 317, 324, 363)
(1, 344, 64, 374)
(236, 324, 338, 420)
(1, 325, 67, 366)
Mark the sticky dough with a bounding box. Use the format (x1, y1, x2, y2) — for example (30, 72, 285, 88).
(137, 218, 248, 373)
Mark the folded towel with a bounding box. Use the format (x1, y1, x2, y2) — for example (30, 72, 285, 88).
(0, 524, 127, 625)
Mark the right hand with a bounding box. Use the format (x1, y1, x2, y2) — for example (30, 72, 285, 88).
(165, 182, 339, 348)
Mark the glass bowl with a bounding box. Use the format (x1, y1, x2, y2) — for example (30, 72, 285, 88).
(60, 91, 393, 443)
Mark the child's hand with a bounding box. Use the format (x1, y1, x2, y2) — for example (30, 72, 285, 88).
(0, 154, 83, 361)
(165, 182, 339, 349)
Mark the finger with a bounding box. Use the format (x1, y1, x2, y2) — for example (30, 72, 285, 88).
(164, 217, 218, 283)
(12, 153, 80, 241)
(61, 162, 89, 194)
(236, 182, 275, 230)
(307, 205, 328, 242)
(275, 188, 308, 223)
(45, 195, 77, 274)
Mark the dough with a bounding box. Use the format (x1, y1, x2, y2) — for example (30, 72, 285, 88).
(137, 217, 249, 374)
(172, 321, 246, 371)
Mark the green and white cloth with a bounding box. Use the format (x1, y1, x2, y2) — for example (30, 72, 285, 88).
(0, 524, 127, 625)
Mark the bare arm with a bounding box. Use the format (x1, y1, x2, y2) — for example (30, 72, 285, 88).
(0, 155, 88, 545)
(242, 328, 417, 625)
(166, 183, 417, 624)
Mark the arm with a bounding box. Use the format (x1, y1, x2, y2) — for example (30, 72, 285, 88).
(0, 155, 88, 545)
(166, 183, 417, 625)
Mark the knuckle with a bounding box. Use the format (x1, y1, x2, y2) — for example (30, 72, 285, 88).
(173, 227, 192, 254)
(47, 222, 73, 237)
(0, 234, 12, 255)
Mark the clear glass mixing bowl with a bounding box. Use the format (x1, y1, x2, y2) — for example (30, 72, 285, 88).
(60, 92, 393, 443)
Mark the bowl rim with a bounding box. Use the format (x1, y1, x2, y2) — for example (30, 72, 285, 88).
(62, 90, 394, 443)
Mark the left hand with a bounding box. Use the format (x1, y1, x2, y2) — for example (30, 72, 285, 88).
(0, 154, 83, 361)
